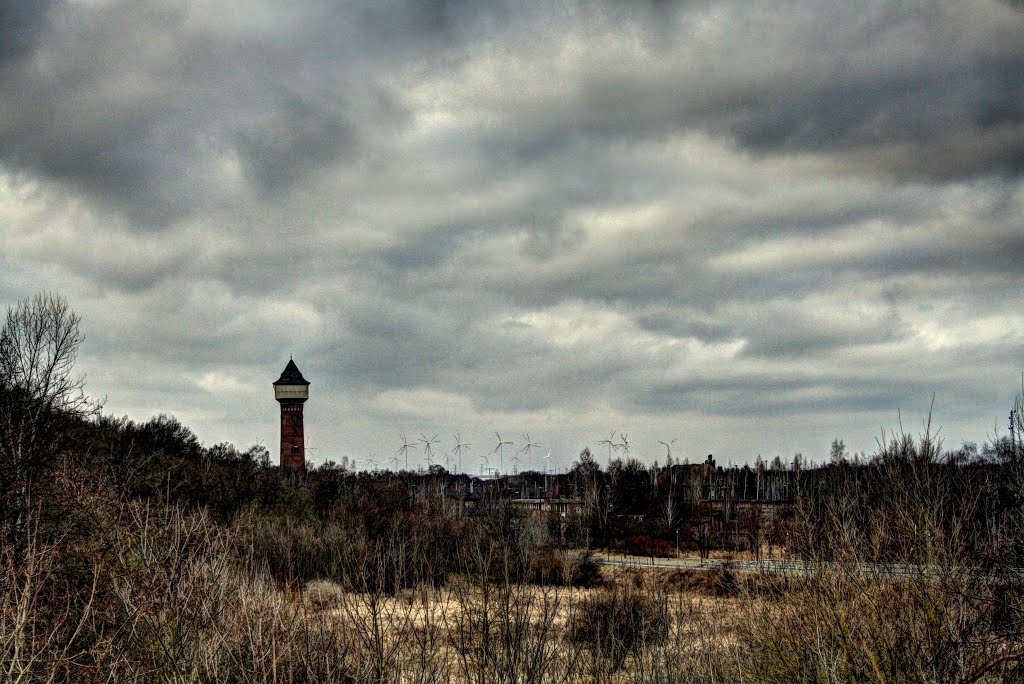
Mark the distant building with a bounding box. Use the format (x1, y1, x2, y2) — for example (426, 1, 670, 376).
(510, 497, 581, 524)
(273, 359, 309, 469)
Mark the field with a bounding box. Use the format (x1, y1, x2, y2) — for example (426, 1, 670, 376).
(6, 488, 1022, 683)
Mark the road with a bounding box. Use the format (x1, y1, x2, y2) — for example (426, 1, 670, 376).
(593, 553, 1013, 580)
(595, 553, 816, 574)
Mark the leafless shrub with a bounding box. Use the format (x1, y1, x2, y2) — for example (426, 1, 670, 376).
(527, 548, 602, 588)
(0, 522, 96, 683)
(570, 583, 671, 671)
(304, 579, 346, 611)
(445, 526, 585, 684)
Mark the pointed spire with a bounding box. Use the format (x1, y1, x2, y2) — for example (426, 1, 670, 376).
(274, 359, 309, 386)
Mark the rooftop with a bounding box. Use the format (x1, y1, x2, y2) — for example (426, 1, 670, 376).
(273, 359, 310, 386)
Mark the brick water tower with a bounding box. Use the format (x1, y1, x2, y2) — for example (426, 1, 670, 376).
(274, 359, 310, 469)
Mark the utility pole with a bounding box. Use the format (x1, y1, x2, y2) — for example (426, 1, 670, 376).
(1011, 408, 1017, 458)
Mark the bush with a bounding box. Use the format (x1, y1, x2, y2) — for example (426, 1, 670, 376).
(572, 550, 603, 588)
(570, 585, 670, 670)
(624, 535, 674, 558)
(703, 562, 738, 597)
(526, 548, 603, 587)
(303, 580, 346, 611)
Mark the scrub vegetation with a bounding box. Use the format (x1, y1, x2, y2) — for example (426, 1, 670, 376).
(4, 292, 1024, 682)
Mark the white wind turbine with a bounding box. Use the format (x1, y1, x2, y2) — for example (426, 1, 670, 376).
(452, 433, 471, 474)
(419, 433, 440, 468)
(599, 430, 618, 464)
(616, 432, 631, 457)
(492, 432, 512, 475)
(480, 452, 491, 478)
(543, 450, 552, 496)
(521, 433, 540, 471)
(398, 433, 417, 470)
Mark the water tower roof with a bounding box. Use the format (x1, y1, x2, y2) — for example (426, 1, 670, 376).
(274, 359, 310, 386)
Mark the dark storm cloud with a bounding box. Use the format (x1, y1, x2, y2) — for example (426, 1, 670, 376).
(0, 0, 54, 60)
(360, 0, 513, 40)
(459, 1, 1024, 182)
(233, 99, 353, 194)
(5, 0, 1021, 232)
(0, 1, 399, 225)
(719, 59, 1024, 179)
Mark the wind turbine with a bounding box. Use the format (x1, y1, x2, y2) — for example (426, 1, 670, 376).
(599, 430, 618, 464)
(480, 452, 491, 477)
(419, 433, 440, 468)
(521, 433, 540, 471)
(543, 450, 552, 496)
(658, 438, 677, 460)
(492, 432, 512, 475)
(398, 433, 417, 470)
(452, 433, 471, 474)
(616, 432, 631, 457)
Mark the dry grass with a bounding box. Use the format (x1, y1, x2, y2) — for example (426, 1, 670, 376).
(5, 462, 1022, 683)
(294, 565, 752, 683)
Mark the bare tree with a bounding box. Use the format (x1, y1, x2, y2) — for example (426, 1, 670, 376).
(829, 437, 848, 464)
(662, 464, 679, 531)
(1, 293, 95, 547)
(0, 293, 89, 413)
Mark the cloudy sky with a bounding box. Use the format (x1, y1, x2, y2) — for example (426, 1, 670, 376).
(2, 0, 1023, 472)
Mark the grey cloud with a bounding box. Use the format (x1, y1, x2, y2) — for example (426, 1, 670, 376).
(635, 309, 736, 342)
(719, 60, 1024, 179)
(632, 375, 943, 418)
(230, 89, 360, 194)
(317, 295, 479, 390)
(308, 280, 638, 413)
(632, 306, 906, 359)
(0, 0, 54, 60)
(463, 2, 1024, 182)
(0, 1, 399, 226)
(362, 0, 513, 40)
(377, 224, 476, 273)
(738, 316, 904, 359)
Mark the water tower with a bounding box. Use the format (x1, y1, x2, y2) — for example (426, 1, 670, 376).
(274, 359, 309, 468)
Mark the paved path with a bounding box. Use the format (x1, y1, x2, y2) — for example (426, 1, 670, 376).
(594, 553, 1008, 579)
(595, 553, 815, 573)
